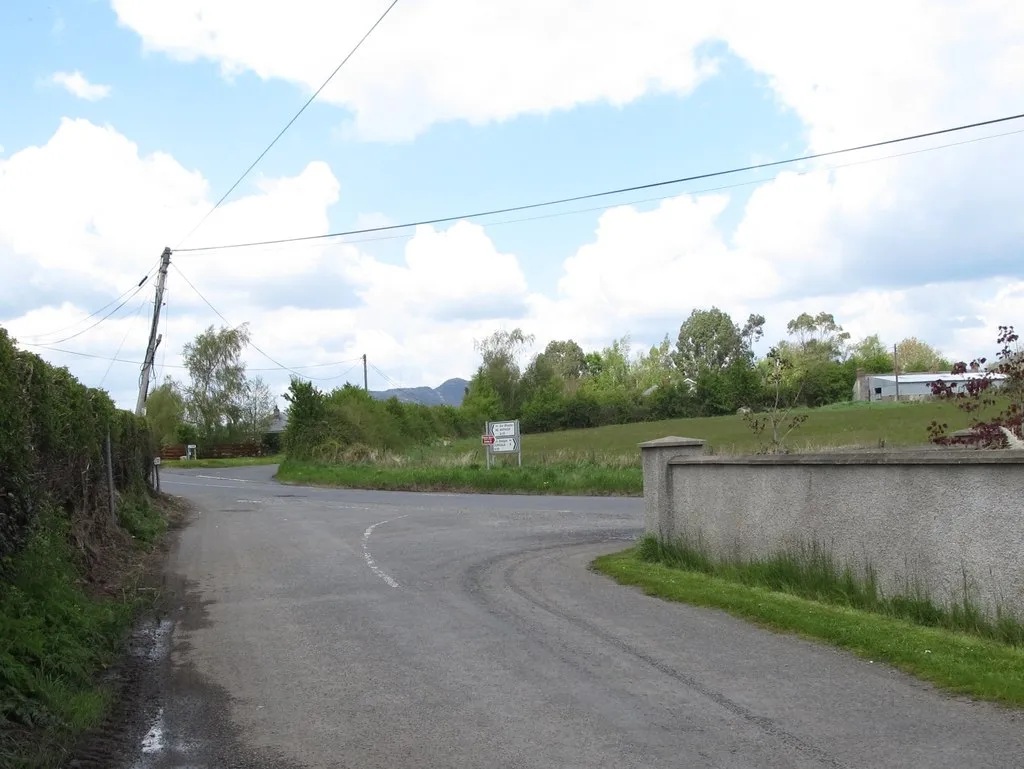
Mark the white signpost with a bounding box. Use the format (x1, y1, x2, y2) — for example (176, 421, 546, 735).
(483, 419, 521, 468)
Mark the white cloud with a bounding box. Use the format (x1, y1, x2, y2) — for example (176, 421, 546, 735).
(49, 70, 112, 101)
(0, 119, 532, 406)
(111, 0, 720, 141)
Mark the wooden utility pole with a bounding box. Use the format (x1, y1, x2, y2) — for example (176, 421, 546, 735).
(135, 248, 172, 416)
(362, 353, 368, 392)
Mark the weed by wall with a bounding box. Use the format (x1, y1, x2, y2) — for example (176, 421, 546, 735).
(638, 534, 1024, 646)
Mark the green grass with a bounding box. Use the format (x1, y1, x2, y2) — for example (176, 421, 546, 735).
(277, 400, 979, 496)
(0, 500, 167, 768)
(277, 457, 642, 496)
(452, 398, 974, 459)
(160, 453, 283, 469)
(592, 540, 1024, 707)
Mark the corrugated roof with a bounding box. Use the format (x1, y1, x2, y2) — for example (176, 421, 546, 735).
(869, 372, 1007, 384)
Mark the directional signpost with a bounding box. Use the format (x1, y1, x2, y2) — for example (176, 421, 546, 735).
(483, 419, 521, 468)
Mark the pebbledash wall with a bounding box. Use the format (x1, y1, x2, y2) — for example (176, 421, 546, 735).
(639, 437, 1024, 618)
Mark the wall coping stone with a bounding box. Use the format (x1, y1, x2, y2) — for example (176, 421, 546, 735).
(668, 449, 1024, 466)
(638, 436, 706, 449)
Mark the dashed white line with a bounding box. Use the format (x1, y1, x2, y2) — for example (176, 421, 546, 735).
(362, 516, 408, 588)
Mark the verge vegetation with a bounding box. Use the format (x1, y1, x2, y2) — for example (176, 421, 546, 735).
(0, 327, 168, 768)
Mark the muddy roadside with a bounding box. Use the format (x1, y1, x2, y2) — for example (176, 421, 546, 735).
(65, 494, 303, 769)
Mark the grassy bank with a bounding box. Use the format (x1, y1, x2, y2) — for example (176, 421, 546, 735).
(1, 494, 171, 769)
(444, 399, 972, 459)
(277, 457, 642, 496)
(275, 400, 970, 496)
(160, 454, 283, 469)
(592, 539, 1024, 707)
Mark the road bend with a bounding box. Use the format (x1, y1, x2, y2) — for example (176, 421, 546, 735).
(124, 466, 1022, 768)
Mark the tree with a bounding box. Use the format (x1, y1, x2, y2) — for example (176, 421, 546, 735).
(467, 328, 535, 416)
(239, 375, 275, 442)
(674, 307, 748, 379)
(786, 312, 850, 361)
(181, 323, 252, 441)
(894, 337, 950, 373)
(850, 334, 893, 374)
(740, 313, 766, 353)
(538, 339, 587, 383)
(145, 378, 184, 445)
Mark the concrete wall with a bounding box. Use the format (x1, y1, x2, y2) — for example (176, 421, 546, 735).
(640, 438, 1024, 617)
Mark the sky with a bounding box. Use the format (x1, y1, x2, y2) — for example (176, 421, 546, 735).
(1, 0, 1023, 410)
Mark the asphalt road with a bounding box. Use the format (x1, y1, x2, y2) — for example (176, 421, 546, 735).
(130, 466, 1022, 768)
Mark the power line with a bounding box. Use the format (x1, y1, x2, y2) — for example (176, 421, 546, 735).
(169, 262, 361, 381)
(181, 125, 1024, 255)
(20, 267, 155, 340)
(368, 361, 427, 404)
(19, 342, 364, 373)
(99, 297, 149, 388)
(173, 110, 1024, 254)
(174, 0, 402, 248)
(40, 278, 152, 345)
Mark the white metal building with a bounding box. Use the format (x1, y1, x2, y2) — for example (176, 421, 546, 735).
(853, 372, 1007, 402)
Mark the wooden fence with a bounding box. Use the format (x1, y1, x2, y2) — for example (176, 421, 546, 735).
(158, 442, 267, 461)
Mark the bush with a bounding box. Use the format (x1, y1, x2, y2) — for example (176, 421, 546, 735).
(282, 378, 478, 462)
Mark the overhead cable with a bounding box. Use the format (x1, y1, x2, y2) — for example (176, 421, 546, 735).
(173, 110, 1024, 254)
(175, 0, 402, 248)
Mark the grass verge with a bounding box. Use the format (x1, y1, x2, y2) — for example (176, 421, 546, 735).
(0, 494, 170, 768)
(159, 454, 283, 469)
(276, 458, 642, 496)
(592, 541, 1024, 707)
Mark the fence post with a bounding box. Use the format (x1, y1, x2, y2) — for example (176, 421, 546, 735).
(104, 429, 116, 522)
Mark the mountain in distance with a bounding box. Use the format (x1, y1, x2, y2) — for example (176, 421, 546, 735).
(369, 377, 469, 407)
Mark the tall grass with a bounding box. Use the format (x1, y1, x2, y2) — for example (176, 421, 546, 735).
(0, 500, 166, 768)
(638, 534, 1024, 646)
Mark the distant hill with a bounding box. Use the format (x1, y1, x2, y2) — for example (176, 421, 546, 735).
(369, 377, 469, 407)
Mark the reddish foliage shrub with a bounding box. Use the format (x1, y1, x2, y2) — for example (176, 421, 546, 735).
(927, 325, 1024, 448)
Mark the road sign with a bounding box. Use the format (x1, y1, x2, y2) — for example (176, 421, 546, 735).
(484, 419, 522, 468)
(491, 437, 518, 453)
(490, 421, 517, 438)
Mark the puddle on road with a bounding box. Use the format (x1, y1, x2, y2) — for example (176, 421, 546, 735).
(140, 708, 165, 754)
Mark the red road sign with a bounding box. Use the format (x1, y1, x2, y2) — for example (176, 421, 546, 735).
(481, 435, 495, 445)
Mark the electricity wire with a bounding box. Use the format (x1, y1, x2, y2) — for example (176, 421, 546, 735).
(174, 0, 402, 248)
(173, 111, 1024, 254)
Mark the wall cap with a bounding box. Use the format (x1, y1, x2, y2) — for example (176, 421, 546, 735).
(668, 449, 1024, 466)
(639, 436, 707, 449)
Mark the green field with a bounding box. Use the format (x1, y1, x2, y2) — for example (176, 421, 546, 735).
(504, 399, 969, 457)
(275, 400, 975, 495)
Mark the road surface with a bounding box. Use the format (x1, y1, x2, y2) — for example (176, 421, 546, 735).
(127, 466, 1021, 768)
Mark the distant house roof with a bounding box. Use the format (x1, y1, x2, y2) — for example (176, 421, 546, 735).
(266, 406, 288, 434)
(869, 372, 1008, 384)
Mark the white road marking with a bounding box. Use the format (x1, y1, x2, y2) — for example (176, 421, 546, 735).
(162, 479, 249, 489)
(196, 473, 254, 482)
(362, 516, 408, 589)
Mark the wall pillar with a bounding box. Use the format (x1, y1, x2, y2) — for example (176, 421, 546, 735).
(638, 436, 706, 539)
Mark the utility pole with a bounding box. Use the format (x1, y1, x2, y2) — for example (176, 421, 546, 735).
(135, 247, 172, 416)
(362, 353, 368, 392)
(893, 343, 900, 402)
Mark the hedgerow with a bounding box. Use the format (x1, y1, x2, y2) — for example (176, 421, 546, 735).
(0, 326, 160, 766)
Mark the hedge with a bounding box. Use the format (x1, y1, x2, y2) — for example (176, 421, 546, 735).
(0, 327, 155, 565)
